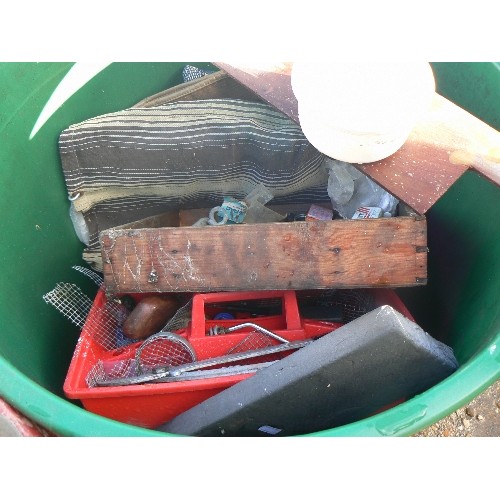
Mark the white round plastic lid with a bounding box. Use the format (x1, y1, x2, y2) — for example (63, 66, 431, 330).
(291, 62, 436, 134)
(297, 99, 410, 163)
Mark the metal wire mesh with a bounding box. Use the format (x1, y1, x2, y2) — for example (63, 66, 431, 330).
(226, 331, 276, 355)
(42, 283, 93, 328)
(84, 299, 134, 350)
(86, 358, 137, 387)
(161, 299, 193, 332)
(72, 265, 104, 286)
(43, 265, 104, 328)
(135, 332, 197, 373)
(84, 301, 197, 386)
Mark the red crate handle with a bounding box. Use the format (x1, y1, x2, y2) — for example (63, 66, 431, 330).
(189, 290, 302, 339)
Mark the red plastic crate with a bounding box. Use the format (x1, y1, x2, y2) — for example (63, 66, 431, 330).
(63, 288, 413, 429)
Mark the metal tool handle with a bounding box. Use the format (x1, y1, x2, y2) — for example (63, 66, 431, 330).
(209, 322, 288, 344)
(167, 339, 310, 377)
(151, 361, 277, 383)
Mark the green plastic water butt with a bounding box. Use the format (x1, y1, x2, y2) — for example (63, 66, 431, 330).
(0, 62, 498, 437)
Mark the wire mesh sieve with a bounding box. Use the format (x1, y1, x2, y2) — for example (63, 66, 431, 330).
(83, 297, 134, 350)
(135, 332, 197, 374)
(43, 283, 94, 328)
(72, 265, 104, 287)
(161, 298, 193, 332)
(226, 331, 276, 354)
(86, 358, 137, 388)
(84, 297, 197, 387)
(43, 265, 104, 328)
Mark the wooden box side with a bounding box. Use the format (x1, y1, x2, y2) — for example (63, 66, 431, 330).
(100, 216, 427, 294)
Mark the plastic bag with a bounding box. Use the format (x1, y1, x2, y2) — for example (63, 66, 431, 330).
(324, 157, 399, 219)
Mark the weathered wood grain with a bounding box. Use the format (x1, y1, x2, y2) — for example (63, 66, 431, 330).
(100, 216, 427, 294)
(215, 62, 298, 121)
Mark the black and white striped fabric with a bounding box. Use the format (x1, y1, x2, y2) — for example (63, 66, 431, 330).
(59, 84, 329, 268)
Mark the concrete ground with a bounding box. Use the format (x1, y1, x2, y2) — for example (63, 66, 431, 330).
(413, 378, 499, 437)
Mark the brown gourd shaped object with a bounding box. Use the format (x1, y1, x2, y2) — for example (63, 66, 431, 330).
(123, 295, 180, 340)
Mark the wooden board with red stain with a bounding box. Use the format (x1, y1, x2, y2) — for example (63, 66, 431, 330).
(100, 216, 427, 294)
(215, 63, 500, 214)
(216, 62, 299, 122)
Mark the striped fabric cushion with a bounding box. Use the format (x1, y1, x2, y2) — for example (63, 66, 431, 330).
(59, 97, 329, 267)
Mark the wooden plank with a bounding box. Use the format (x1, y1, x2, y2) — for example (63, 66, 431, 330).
(86, 205, 329, 271)
(356, 94, 500, 211)
(82, 248, 104, 272)
(83, 211, 180, 272)
(100, 216, 427, 294)
(215, 62, 298, 122)
(215, 62, 500, 214)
